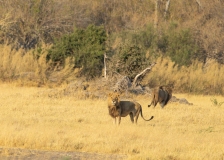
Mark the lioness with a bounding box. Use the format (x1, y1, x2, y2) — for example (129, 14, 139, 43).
(148, 86, 172, 108)
(108, 92, 154, 125)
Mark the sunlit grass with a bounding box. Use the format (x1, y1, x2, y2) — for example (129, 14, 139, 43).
(0, 83, 224, 159)
(144, 57, 224, 94)
(1, 44, 224, 94)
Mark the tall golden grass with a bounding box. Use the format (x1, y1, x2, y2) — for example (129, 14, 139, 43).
(0, 83, 224, 159)
(0, 45, 48, 82)
(143, 57, 224, 94)
(0, 45, 77, 86)
(1, 44, 224, 94)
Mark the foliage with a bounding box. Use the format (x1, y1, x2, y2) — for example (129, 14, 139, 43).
(119, 24, 156, 50)
(113, 43, 149, 80)
(1, 0, 224, 94)
(168, 29, 199, 66)
(108, 22, 202, 84)
(158, 25, 201, 67)
(0, 0, 73, 50)
(111, 23, 202, 68)
(47, 24, 107, 79)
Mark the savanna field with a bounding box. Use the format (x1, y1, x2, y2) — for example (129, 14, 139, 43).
(0, 83, 224, 160)
(1, 1, 224, 159)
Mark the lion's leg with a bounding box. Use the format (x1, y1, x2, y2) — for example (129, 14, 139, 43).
(148, 94, 155, 107)
(134, 111, 140, 124)
(160, 102, 165, 108)
(153, 99, 158, 108)
(148, 100, 155, 107)
(129, 113, 134, 123)
(118, 116, 121, 125)
(113, 117, 116, 124)
(148, 102, 152, 107)
(148, 100, 158, 108)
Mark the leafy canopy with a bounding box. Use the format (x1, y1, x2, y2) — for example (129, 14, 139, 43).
(47, 24, 107, 78)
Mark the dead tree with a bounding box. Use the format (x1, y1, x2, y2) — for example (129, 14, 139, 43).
(113, 63, 156, 95)
(132, 62, 156, 88)
(104, 53, 107, 78)
(164, 0, 171, 19)
(195, 0, 203, 11)
(114, 76, 132, 93)
(154, 0, 160, 29)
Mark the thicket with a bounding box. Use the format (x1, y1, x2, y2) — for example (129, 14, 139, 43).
(47, 25, 106, 79)
(1, 44, 224, 94)
(158, 24, 204, 67)
(1, 0, 224, 94)
(111, 43, 148, 80)
(107, 23, 203, 81)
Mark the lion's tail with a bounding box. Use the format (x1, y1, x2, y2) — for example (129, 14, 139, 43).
(140, 107, 154, 121)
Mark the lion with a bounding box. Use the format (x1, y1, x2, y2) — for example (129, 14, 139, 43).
(107, 92, 154, 125)
(148, 86, 172, 108)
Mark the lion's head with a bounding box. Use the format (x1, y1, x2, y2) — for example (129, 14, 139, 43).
(107, 92, 120, 107)
(107, 92, 121, 118)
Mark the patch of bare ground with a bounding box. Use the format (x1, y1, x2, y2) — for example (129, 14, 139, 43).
(0, 148, 127, 160)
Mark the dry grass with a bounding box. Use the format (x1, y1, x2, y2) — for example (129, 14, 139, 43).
(0, 45, 78, 86)
(0, 83, 224, 159)
(143, 57, 224, 94)
(0, 45, 48, 82)
(1, 43, 224, 94)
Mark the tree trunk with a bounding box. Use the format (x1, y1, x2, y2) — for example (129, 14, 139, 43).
(195, 0, 203, 11)
(154, 0, 159, 29)
(104, 53, 107, 79)
(164, 0, 171, 19)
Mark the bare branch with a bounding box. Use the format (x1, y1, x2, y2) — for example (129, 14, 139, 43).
(104, 53, 107, 79)
(164, 0, 171, 19)
(196, 0, 203, 11)
(114, 76, 132, 93)
(154, 0, 159, 29)
(132, 62, 156, 87)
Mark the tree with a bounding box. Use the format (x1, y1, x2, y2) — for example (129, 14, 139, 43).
(0, 0, 74, 49)
(109, 43, 149, 81)
(47, 24, 107, 79)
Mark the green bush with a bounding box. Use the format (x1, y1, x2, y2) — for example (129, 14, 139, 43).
(47, 24, 107, 79)
(157, 23, 201, 67)
(114, 43, 149, 80)
(167, 29, 199, 66)
(118, 24, 156, 51)
(114, 23, 201, 68)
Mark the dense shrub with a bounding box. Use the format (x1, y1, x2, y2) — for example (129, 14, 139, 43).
(108, 23, 202, 82)
(157, 23, 202, 67)
(112, 23, 202, 68)
(47, 24, 107, 79)
(110, 43, 150, 80)
(119, 24, 156, 50)
(166, 29, 200, 66)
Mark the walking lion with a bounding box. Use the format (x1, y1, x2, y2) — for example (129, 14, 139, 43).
(148, 86, 172, 108)
(107, 92, 154, 125)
